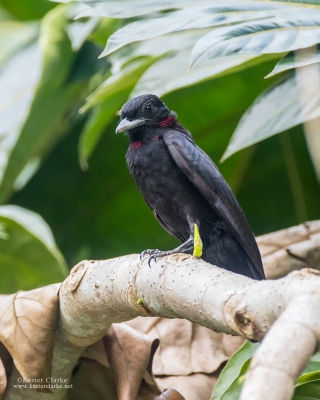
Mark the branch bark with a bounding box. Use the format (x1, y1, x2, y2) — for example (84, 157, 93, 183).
(3, 221, 320, 400)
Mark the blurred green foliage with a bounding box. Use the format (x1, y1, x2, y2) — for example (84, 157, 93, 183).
(0, 0, 55, 20)
(0, 205, 67, 293)
(0, 0, 319, 294)
(212, 341, 320, 400)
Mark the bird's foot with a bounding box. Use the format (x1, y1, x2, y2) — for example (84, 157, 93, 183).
(140, 249, 160, 263)
(140, 238, 194, 267)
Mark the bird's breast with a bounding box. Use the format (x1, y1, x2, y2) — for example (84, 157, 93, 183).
(127, 138, 182, 207)
(126, 138, 175, 185)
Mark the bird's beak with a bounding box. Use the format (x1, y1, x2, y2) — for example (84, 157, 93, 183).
(115, 118, 145, 134)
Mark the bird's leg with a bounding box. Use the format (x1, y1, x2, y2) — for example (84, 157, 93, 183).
(186, 217, 203, 258)
(193, 223, 203, 258)
(140, 237, 194, 267)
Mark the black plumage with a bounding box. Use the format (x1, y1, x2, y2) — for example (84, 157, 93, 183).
(116, 94, 265, 280)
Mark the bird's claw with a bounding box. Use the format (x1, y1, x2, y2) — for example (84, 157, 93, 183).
(140, 240, 195, 268)
(140, 249, 159, 261)
(140, 250, 146, 261)
(140, 249, 166, 267)
(140, 249, 160, 268)
(148, 251, 162, 267)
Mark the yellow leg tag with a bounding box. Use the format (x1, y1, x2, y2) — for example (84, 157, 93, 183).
(193, 223, 203, 258)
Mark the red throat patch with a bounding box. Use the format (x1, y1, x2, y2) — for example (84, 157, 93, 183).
(130, 141, 142, 149)
(159, 115, 175, 127)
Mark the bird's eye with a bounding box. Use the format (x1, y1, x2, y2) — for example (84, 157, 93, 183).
(144, 104, 153, 115)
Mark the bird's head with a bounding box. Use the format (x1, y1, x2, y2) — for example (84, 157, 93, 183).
(115, 94, 176, 135)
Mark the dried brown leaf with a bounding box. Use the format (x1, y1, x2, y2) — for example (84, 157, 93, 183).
(0, 358, 6, 400)
(81, 338, 109, 368)
(156, 373, 219, 400)
(69, 362, 118, 400)
(0, 284, 60, 391)
(125, 317, 231, 375)
(0, 342, 13, 379)
(123, 318, 245, 399)
(103, 323, 160, 400)
(80, 323, 186, 399)
(123, 317, 244, 399)
(155, 388, 185, 399)
(137, 382, 185, 400)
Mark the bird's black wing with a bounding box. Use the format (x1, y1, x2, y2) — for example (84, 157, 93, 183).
(163, 130, 265, 280)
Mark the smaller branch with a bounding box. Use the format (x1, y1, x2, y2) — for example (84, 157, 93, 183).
(241, 294, 320, 400)
(258, 220, 320, 279)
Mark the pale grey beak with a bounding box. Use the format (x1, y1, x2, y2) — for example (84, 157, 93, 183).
(115, 118, 145, 134)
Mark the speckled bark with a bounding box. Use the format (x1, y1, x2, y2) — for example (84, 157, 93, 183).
(3, 221, 320, 400)
(59, 254, 320, 400)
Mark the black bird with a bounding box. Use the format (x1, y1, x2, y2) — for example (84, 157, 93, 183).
(116, 94, 265, 280)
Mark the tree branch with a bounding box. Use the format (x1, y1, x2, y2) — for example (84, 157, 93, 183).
(4, 221, 320, 400)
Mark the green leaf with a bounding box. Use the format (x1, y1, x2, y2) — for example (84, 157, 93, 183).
(78, 91, 127, 169)
(14, 157, 41, 191)
(0, 5, 13, 21)
(0, 205, 67, 294)
(132, 50, 275, 98)
(110, 30, 197, 73)
(211, 340, 259, 400)
(310, 352, 320, 363)
(220, 359, 251, 400)
(301, 354, 320, 374)
(294, 382, 320, 399)
(222, 69, 320, 160)
(266, 45, 320, 78)
(0, 21, 38, 66)
(210, 342, 320, 400)
(210, 345, 320, 400)
(296, 371, 320, 387)
(88, 17, 118, 47)
(108, 29, 274, 100)
(101, 5, 284, 57)
(191, 12, 320, 67)
(68, 0, 318, 19)
(0, 42, 42, 195)
(70, 0, 211, 19)
(305, 362, 320, 374)
(80, 56, 159, 112)
(67, 17, 99, 51)
(0, 5, 79, 203)
(0, 0, 56, 20)
(272, 0, 320, 4)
